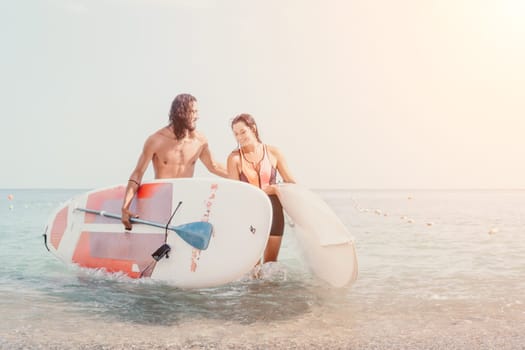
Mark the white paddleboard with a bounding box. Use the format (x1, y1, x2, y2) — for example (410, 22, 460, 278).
(277, 183, 358, 287)
(45, 178, 272, 288)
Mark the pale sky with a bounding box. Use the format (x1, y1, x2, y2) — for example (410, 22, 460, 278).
(1, 0, 524, 189)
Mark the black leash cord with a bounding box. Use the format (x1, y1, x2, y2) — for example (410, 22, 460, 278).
(164, 201, 182, 242)
(139, 201, 183, 277)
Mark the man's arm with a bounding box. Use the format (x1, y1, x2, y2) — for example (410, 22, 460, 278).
(199, 142, 229, 178)
(121, 138, 155, 230)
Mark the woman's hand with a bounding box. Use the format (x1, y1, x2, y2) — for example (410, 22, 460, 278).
(262, 184, 278, 195)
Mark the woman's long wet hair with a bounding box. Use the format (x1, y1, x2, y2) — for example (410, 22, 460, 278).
(169, 93, 197, 140)
(231, 113, 261, 143)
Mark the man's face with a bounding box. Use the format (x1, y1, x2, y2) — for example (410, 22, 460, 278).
(187, 102, 199, 131)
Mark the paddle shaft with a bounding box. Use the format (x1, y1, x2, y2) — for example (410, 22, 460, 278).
(76, 207, 179, 231)
(75, 207, 212, 250)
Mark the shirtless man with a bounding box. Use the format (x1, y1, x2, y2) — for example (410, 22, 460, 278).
(121, 93, 228, 230)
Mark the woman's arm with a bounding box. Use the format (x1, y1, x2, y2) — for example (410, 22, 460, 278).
(271, 146, 296, 183)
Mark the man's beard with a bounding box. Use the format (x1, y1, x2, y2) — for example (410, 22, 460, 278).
(186, 122, 196, 132)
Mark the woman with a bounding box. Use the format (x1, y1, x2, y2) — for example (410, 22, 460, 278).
(227, 113, 296, 262)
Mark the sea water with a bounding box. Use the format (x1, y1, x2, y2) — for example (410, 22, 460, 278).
(0, 188, 524, 349)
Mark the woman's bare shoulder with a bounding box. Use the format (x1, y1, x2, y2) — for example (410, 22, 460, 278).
(228, 149, 241, 160)
(266, 144, 284, 157)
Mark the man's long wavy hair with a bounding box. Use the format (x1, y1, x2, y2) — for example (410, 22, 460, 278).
(169, 94, 197, 140)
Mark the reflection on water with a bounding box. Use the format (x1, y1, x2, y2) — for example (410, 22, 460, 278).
(39, 267, 315, 326)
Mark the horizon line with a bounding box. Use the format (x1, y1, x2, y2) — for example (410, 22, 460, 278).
(1, 187, 524, 191)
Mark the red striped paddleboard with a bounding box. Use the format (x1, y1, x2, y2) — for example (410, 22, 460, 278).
(45, 178, 272, 288)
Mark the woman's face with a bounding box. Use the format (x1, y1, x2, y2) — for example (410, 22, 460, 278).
(232, 121, 257, 146)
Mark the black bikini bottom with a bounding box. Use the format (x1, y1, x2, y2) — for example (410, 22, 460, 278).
(268, 194, 284, 237)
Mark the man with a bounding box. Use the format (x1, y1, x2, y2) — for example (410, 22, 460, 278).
(121, 93, 228, 230)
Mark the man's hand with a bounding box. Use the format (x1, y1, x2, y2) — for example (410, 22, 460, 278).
(121, 208, 138, 231)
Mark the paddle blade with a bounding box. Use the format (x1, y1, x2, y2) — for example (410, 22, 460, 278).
(172, 222, 213, 250)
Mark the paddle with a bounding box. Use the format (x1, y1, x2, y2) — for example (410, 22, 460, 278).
(75, 207, 212, 250)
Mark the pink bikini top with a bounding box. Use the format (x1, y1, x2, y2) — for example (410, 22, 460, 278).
(239, 144, 277, 188)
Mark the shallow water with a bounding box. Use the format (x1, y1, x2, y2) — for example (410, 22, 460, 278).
(1, 188, 524, 349)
